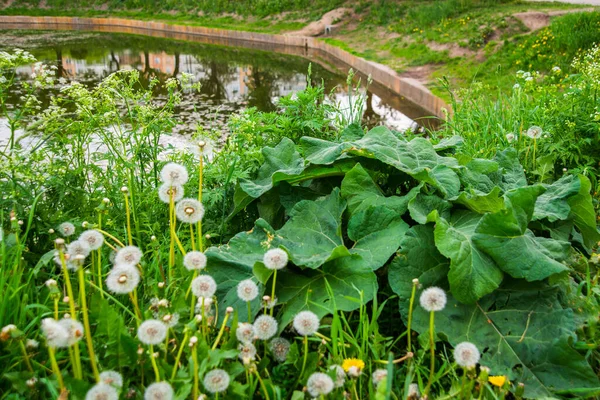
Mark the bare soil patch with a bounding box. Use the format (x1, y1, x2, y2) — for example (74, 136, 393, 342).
(514, 7, 594, 31)
(288, 7, 352, 37)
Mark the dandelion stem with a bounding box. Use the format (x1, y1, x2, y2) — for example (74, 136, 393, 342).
(53, 297, 59, 320)
(97, 212, 104, 298)
(254, 367, 271, 400)
(269, 270, 277, 317)
(169, 192, 175, 279)
(190, 270, 198, 317)
(149, 344, 160, 381)
(18, 340, 33, 372)
(58, 249, 82, 379)
(407, 280, 418, 353)
(425, 310, 436, 396)
(78, 268, 100, 381)
(48, 346, 65, 390)
(130, 290, 142, 324)
(192, 343, 199, 400)
(298, 336, 308, 383)
(123, 189, 133, 246)
(171, 331, 189, 380)
(95, 229, 125, 248)
(211, 311, 231, 350)
(197, 146, 204, 249)
(190, 224, 196, 251)
(247, 301, 252, 323)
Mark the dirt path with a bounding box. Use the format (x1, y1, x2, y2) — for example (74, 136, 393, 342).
(527, 0, 600, 4)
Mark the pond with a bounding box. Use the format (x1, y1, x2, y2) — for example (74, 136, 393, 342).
(0, 30, 432, 148)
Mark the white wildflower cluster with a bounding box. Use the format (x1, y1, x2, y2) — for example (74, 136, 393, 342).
(0, 49, 36, 69)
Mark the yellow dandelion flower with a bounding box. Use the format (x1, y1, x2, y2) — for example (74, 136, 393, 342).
(342, 358, 365, 372)
(488, 375, 507, 387)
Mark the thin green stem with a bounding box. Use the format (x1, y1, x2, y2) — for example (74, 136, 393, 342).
(407, 281, 418, 353)
(247, 301, 252, 323)
(149, 344, 160, 381)
(212, 311, 231, 350)
(48, 346, 65, 390)
(425, 311, 436, 396)
(123, 190, 133, 246)
(171, 331, 190, 380)
(58, 250, 82, 379)
(254, 368, 271, 400)
(18, 340, 33, 372)
(269, 270, 277, 317)
(78, 268, 100, 381)
(192, 344, 199, 400)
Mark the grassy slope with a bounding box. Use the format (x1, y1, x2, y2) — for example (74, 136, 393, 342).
(2, 0, 599, 98)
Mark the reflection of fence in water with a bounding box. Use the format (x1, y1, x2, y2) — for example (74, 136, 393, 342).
(0, 16, 447, 127)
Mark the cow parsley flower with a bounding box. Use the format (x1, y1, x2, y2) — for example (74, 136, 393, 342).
(115, 246, 142, 265)
(307, 372, 334, 397)
(454, 341, 480, 368)
(85, 383, 118, 400)
(203, 369, 230, 393)
(41, 318, 69, 348)
(175, 198, 204, 224)
(419, 287, 447, 312)
(372, 369, 387, 387)
(183, 251, 207, 271)
(253, 315, 278, 340)
(160, 162, 189, 186)
(99, 370, 123, 388)
(330, 365, 345, 388)
(236, 322, 255, 343)
(238, 342, 257, 361)
(191, 275, 217, 298)
(158, 183, 184, 204)
(106, 264, 140, 294)
(58, 318, 84, 346)
(263, 248, 288, 270)
(137, 320, 167, 345)
(79, 230, 104, 250)
(144, 381, 174, 400)
(237, 279, 259, 302)
(58, 222, 76, 237)
(526, 126, 543, 139)
(293, 311, 320, 336)
(269, 337, 291, 362)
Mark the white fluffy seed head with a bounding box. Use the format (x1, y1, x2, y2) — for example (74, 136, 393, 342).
(79, 230, 104, 250)
(238, 342, 257, 361)
(184, 251, 207, 271)
(158, 183, 184, 204)
(85, 383, 119, 400)
(330, 365, 346, 388)
(454, 342, 481, 369)
(293, 311, 320, 336)
(160, 162, 189, 186)
(115, 246, 142, 266)
(419, 287, 447, 312)
(263, 248, 288, 270)
(526, 126, 543, 139)
(407, 383, 420, 399)
(236, 323, 255, 344)
(269, 337, 291, 362)
(67, 240, 91, 262)
(42, 318, 69, 348)
(307, 372, 334, 397)
(106, 265, 140, 294)
(99, 370, 123, 388)
(203, 369, 230, 393)
(372, 369, 388, 387)
(195, 296, 214, 314)
(58, 222, 76, 237)
(137, 320, 168, 345)
(191, 275, 217, 298)
(144, 381, 174, 400)
(58, 318, 85, 346)
(175, 198, 205, 224)
(236, 279, 259, 302)
(253, 315, 278, 340)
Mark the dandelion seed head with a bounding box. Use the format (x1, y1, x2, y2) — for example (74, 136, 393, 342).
(269, 337, 291, 362)
(454, 341, 480, 368)
(137, 320, 168, 345)
(45, 279, 57, 288)
(419, 287, 447, 312)
(115, 246, 142, 266)
(144, 381, 174, 400)
(160, 163, 189, 186)
(330, 365, 345, 388)
(158, 183, 184, 204)
(67, 240, 91, 260)
(203, 369, 230, 393)
(26, 377, 37, 387)
(263, 248, 288, 270)
(26, 339, 39, 349)
(293, 310, 320, 336)
(306, 372, 334, 397)
(236, 279, 259, 302)
(41, 318, 69, 348)
(162, 313, 179, 328)
(372, 369, 387, 387)
(238, 342, 257, 361)
(506, 133, 516, 143)
(79, 230, 104, 250)
(85, 383, 119, 400)
(407, 383, 420, 399)
(106, 264, 140, 294)
(236, 323, 255, 343)
(184, 251, 207, 271)
(191, 275, 217, 298)
(99, 371, 123, 388)
(526, 126, 543, 139)
(175, 198, 204, 224)
(347, 366, 362, 377)
(58, 222, 76, 237)
(253, 315, 278, 340)
(58, 318, 84, 346)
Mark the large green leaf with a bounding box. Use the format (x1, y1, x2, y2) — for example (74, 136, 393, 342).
(453, 186, 505, 214)
(274, 188, 350, 269)
(340, 163, 416, 216)
(408, 192, 451, 224)
(567, 175, 600, 250)
(473, 186, 569, 281)
(409, 284, 600, 398)
(300, 136, 352, 165)
(276, 255, 378, 330)
(347, 205, 410, 270)
(494, 148, 527, 190)
(434, 211, 503, 304)
(533, 174, 580, 222)
(206, 219, 272, 321)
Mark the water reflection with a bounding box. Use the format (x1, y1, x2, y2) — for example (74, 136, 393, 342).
(1, 31, 420, 144)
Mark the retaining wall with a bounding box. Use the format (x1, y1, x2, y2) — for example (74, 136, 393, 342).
(0, 15, 449, 119)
